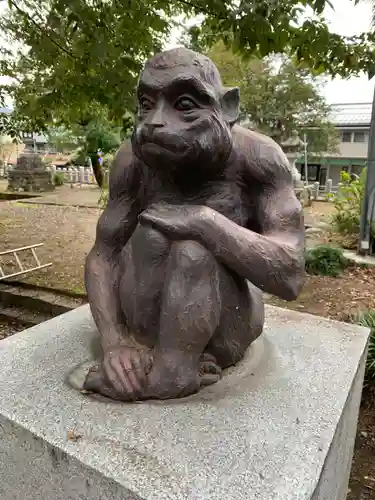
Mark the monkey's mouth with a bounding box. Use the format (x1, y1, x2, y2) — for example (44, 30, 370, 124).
(142, 141, 188, 156)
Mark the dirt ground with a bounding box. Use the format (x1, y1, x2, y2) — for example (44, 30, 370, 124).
(0, 194, 99, 293)
(348, 405, 375, 500)
(266, 265, 375, 321)
(0, 194, 336, 293)
(304, 199, 336, 225)
(0, 192, 374, 497)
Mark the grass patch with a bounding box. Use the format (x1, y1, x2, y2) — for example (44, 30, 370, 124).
(356, 310, 375, 382)
(305, 245, 348, 277)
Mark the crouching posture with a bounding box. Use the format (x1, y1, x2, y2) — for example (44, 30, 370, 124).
(82, 48, 305, 401)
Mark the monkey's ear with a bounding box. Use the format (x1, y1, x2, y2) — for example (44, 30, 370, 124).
(221, 87, 240, 126)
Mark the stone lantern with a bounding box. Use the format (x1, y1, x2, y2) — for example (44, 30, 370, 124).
(280, 130, 305, 183)
(280, 131, 310, 206)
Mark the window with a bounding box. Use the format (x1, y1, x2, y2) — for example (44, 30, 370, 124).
(341, 131, 352, 142)
(353, 131, 367, 142)
(351, 165, 363, 176)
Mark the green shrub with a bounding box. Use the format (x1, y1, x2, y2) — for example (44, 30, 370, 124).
(53, 172, 65, 186)
(304, 245, 348, 277)
(356, 310, 375, 381)
(98, 189, 108, 208)
(102, 153, 114, 169)
(329, 169, 365, 235)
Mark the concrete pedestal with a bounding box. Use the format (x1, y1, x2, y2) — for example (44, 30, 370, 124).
(0, 305, 369, 500)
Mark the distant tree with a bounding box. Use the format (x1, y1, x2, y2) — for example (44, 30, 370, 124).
(48, 118, 121, 186)
(208, 42, 339, 156)
(47, 126, 81, 153)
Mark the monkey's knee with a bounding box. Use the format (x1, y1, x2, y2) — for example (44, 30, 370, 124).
(171, 240, 216, 275)
(133, 225, 170, 257)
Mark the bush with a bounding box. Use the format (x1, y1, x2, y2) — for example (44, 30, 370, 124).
(98, 188, 108, 208)
(53, 172, 65, 186)
(304, 245, 348, 277)
(329, 169, 365, 235)
(356, 310, 375, 382)
(102, 153, 114, 169)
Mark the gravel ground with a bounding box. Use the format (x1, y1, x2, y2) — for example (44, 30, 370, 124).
(0, 318, 28, 339)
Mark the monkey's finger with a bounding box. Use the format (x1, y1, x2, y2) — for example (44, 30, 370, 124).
(139, 212, 158, 224)
(104, 357, 128, 394)
(121, 358, 142, 395)
(140, 209, 171, 224)
(138, 213, 157, 229)
(142, 353, 154, 375)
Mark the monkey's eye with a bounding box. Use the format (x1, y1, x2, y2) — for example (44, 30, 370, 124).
(174, 97, 197, 112)
(139, 97, 154, 112)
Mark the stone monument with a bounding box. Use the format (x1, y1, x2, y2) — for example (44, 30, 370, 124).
(7, 151, 54, 192)
(0, 305, 369, 500)
(0, 49, 369, 500)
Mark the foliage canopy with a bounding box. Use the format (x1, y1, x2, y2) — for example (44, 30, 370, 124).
(0, 1, 375, 132)
(207, 42, 338, 154)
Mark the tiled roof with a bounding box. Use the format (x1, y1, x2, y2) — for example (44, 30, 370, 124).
(329, 102, 372, 126)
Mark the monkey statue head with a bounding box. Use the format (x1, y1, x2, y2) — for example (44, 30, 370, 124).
(131, 47, 240, 179)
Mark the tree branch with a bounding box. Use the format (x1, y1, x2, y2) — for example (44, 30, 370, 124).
(175, 0, 225, 17)
(7, 0, 77, 60)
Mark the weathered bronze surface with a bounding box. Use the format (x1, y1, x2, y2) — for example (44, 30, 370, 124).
(83, 48, 305, 401)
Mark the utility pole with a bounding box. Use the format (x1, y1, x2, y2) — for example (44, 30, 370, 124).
(359, 84, 375, 255)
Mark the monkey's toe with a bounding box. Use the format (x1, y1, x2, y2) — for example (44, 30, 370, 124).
(199, 352, 222, 387)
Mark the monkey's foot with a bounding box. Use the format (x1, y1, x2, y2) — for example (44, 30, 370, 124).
(80, 349, 222, 402)
(199, 352, 222, 387)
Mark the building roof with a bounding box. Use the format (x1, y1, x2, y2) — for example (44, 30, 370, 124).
(329, 102, 372, 127)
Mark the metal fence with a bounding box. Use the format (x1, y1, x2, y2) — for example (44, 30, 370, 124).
(54, 166, 98, 184)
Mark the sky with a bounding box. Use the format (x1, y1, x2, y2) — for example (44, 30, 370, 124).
(320, 0, 375, 104)
(0, 0, 374, 105)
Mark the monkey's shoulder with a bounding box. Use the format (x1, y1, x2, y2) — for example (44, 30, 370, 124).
(232, 125, 292, 183)
(108, 144, 146, 198)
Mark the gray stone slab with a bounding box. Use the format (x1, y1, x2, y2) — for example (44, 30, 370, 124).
(0, 305, 369, 500)
(343, 250, 375, 267)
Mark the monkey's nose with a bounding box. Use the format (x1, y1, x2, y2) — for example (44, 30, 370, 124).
(147, 108, 166, 128)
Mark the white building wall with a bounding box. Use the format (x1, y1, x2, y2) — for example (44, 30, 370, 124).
(337, 141, 368, 158)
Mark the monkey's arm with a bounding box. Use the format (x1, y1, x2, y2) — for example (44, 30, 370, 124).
(200, 176, 304, 301)
(85, 148, 141, 351)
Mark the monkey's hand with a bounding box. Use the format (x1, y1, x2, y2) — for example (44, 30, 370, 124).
(84, 346, 153, 401)
(139, 203, 212, 240)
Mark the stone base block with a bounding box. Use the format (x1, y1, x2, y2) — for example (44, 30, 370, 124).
(0, 305, 369, 500)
